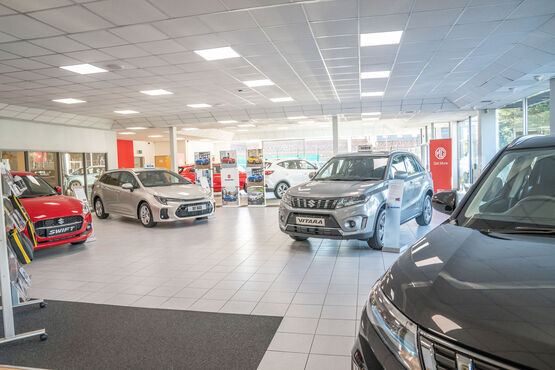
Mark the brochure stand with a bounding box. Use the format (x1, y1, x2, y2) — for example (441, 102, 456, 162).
(382, 176, 408, 253)
(0, 163, 47, 344)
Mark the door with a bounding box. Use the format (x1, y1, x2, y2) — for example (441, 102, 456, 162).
(403, 155, 423, 217)
(117, 171, 140, 216)
(388, 155, 411, 222)
(134, 156, 144, 168)
(296, 160, 317, 184)
(101, 171, 122, 213)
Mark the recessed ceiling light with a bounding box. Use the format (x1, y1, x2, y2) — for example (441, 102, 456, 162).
(183, 127, 199, 131)
(287, 116, 306, 120)
(223, 126, 237, 129)
(237, 129, 249, 132)
(243, 79, 274, 87)
(238, 124, 255, 127)
(361, 91, 385, 97)
(187, 103, 211, 108)
(119, 131, 136, 135)
(148, 135, 163, 138)
(128, 126, 147, 130)
(114, 110, 139, 114)
(140, 89, 173, 96)
(271, 97, 294, 103)
(363, 117, 380, 121)
(360, 31, 403, 46)
(218, 120, 237, 124)
(60, 63, 107, 75)
(52, 98, 86, 104)
(362, 112, 381, 116)
(361, 71, 390, 79)
(194, 47, 240, 61)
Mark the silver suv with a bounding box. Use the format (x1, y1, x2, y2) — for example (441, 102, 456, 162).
(279, 151, 433, 249)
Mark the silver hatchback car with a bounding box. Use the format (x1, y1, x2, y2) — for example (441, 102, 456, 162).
(91, 168, 215, 227)
(279, 151, 433, 249)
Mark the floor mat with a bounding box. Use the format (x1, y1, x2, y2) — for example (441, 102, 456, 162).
(0, 300, 281, 370)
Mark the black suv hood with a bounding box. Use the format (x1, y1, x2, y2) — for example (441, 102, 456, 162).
(381, 223, 555, 369)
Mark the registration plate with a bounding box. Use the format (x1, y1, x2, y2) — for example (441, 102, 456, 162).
(296, 216, 325, 226)
(47, 225, 77, 236)
(188, 204, 206, 212)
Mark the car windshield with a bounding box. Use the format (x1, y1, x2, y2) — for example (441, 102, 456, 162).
(18, 175, 57, 198)
(313, 156, 388, 181)
(458, 148, 555, 234)
(136, 170, 191, 187)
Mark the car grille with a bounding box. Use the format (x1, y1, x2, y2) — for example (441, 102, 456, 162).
(286, 225, 342, 237)
(291, 197, 338, 209)
(175, 202, 213, 218)
(419, 331, 518, 370)
(286, 213, 340, 228)
(35, 216, 84, 238)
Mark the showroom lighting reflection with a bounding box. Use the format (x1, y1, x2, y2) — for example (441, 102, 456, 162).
(362, 112, 381, 116)
(243, 79, 274, 87)
(218, 120, 237, 124)
(194, 47, 240, 61)
(270, 97, 294, 102)
(360, 31, 403, 46)
(363, 117, 379, 121)
(361, 91, 385, 97)
(140, 89, 173, 96)
(187, 104, 211, 108)
(114, 110, 138, 114)
(361, 71, 390, 79)
(119, 132, 135, 135)
(237, 129, 248, 132)
(287, 116, 306, 120)
(148, 135, 163, 138)
(52, 98, 86, 104)
(60, 63, 107, 74)
(183, 127, 198, 131)
(128, 127, 147, 130)
(238, 124, 255, 127)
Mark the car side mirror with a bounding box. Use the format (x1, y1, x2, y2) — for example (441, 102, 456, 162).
(308, 171, 316, 179)
(394, 171, 408, 180)
(121, 183, 134, 192)
(55, 186, 62, 194)
(432, 190, 457, 215)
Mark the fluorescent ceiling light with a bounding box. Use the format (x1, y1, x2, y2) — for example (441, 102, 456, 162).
(194, 46, 240, 61)
(223, 126, 236, 129)
(237, 129, 249, 132)
(277, 126, 288, 130)
(298, 120, 315, 124)
(140, 89, 173, 96)
(52, 98, 86, 104)
(361, 31, 403, 46)
(361, 91, 385, 97)
(148, 135, 163, 138)
(362, 112, 381, 116)
(361, 71, 390, 79)
(60, 63, 107, 75)
(243, 79, 274, 87)
(363, 117, 379, 121)
(238, 124, 255, 127)
(270, 97, 294, 103)
(128, 126, 147, 130)
(287, 116, 306, 120)
(183, 127, 198, 131)
(119, 132, 135, 135)
(187, 103, 211, 108)
(114, 110, 138, 114)
(218, 120, 237, 124)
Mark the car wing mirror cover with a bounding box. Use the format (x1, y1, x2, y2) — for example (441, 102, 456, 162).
(121, 183, 134, 191)
(432, 190, 457, 215)
(308, 171, 316, 179)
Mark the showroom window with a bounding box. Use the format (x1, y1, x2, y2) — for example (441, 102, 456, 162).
(262, 139, 304, 160)
(61, 152, 85, 196)
(527, 90, 550, 136)
(1, 151, 27, 171)
(85, 153, 107, 199)
(497, 99, 524, 148)
(28, 151, 60, 188)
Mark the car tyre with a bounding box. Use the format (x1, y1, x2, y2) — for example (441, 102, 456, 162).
(368, 207, 386, 250)
(94, 198, 109, 219)
(416, 194, 433, 226)
(290, 235, 308, 241)
(274, 181, 289, 199)
(139, 203, 157, 228)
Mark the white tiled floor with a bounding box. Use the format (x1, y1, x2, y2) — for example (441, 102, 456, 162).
(25, 206, 447, 370)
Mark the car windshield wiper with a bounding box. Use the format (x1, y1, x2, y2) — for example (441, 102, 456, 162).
(482, 227, 555, 235)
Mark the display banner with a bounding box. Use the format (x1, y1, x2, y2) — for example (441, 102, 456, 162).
(383, 179, 404, 252)
(246, 149, 265, 206)
(194, 151, 213, 195)
(429, 139, 452, 193)
(220, 150, 239, 207)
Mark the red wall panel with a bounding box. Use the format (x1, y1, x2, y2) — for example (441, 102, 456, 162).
(117, 139, 134, 168)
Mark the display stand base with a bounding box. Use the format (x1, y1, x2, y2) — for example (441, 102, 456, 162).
(382, 244, 409, 254)
(0, 298, 46, 310)
(0, 329, 46, 345)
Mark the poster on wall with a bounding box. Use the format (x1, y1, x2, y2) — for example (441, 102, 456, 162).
(194, 151, 212, 194)
(220, 150, 239, 207)
(429, 139, 452, 193)
(246, 149, 265, 206)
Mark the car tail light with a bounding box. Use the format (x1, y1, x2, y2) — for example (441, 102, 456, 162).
(265, 170, 274, 175)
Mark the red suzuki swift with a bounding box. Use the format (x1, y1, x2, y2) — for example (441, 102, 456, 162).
(11, 171, 93, 250)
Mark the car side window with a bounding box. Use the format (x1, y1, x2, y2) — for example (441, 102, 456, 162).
(297, 160, 316, 170)
(389, 156, 407, 178)
(106, 172, 121, 186)
(287, 160, 299, 169)
(119, 172, 138, 187)
(99, 174, 109, 184)
(404, 156, 419, 175)
(189, 167, 195, 173)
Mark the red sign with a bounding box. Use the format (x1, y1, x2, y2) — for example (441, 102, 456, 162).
(429, 139, 452, 193)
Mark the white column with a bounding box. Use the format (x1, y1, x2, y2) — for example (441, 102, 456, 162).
(551, 78, 555, 134)
(169, 126, 178, 172)
(478, 109, 498, 169)
(332, 115, 338, 155)
(450, 121, 458, 190)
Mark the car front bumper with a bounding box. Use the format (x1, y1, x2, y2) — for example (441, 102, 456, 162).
(278, 200, 379, 240)
(33, 213, 93, 250)
(151, 199, 216, 222)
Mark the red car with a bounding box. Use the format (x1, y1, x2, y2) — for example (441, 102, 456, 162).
(11, 171, 93, 250)
(178, 164, 246, 192)
(221, 157, 236, 164)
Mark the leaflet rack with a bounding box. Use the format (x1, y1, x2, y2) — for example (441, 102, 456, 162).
(0, 163, 47, 344)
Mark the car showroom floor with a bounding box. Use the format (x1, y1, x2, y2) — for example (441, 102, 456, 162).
(25, 206, 447, 369)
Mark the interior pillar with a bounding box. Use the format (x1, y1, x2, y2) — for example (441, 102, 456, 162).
(332, 115, 338, 155)
(550, 78, 555, 133)
(169, 126, 178, 172)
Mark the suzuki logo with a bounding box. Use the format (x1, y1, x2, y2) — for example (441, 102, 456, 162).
(57, 218, 65, 225)
(435, 147, 447, 160)
(307, 200, 316, 208)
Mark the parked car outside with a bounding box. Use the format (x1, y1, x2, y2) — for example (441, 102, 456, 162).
(352, 135, 555, 370)
(11, 171, 93, 249)
(64, 165, 105, 194)
(279, 151, 433, 249)
(91, 168, 215, 228)
(179, 164, 247, 192)
(265, 159, 318, 198)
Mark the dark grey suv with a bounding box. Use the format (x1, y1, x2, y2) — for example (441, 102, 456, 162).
(352, 135, 555, 370)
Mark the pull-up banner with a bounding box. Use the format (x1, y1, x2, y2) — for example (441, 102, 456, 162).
(429, 139, 452, 193)
(220, 150, 239, 207)
(246, 149, 265, 206)
(194, 151, 212, 195)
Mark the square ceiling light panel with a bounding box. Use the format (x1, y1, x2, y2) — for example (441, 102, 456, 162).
(360, 31, 403, 46)
(114, 110, 139, 114)
(361, 92, 384, 97)
(243, 79, 274, 87)
(218, 120, 237, 124)
(187, 104, 211, 108)
(361, 71, 390, 79)
(194, 46, 240, 61)
(60, 63, 107, 74)
(52, 98, 86, 104)
(270, 97, 294, 102)
(140, 89, 173, 95)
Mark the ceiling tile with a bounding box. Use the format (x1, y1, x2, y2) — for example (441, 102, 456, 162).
(0, 41, 53, 57)
(408, 8, 463, 28)
(0, 15, 64, 38)
(310, 20, 357, 37)
(65, 49, 114, 63)
(413, 0, 468, 12)
(30, 6, 114, 33)
(151, 17, 213, 38)
(31, 36, 89, 53)
(304, 0, 357, 21)
(84, 0, 167, 26)
(137, 39, 186, 55)
(100, 44, 151, 59)
(151, 0, 226, 17)
(0, 0, 72, 12)
(360, 0, 413, 16)
(0, 31, 18, 43)
(250, 4, 306, 27)
(360, 13, 409, 33)
(175, 34, 228, 50)
(2, 58, 50, 70)
(69, 30, 128, 48)
(199, 11, 257, 32)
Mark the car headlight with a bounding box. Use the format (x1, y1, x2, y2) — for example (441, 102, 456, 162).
(154, 195, 168, 205)
(367, 284, 420, 369)
(336, 194, 369, 208)
(81, 201, 90, 215)
(281, 192, 292, 206)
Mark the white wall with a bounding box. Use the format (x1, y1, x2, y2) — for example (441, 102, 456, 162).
(0, 118, 118, 168)
(132, 140, 156, 167)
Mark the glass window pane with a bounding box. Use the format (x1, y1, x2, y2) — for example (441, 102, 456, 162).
(85, 153, 107, 200)
(497, 100, 524, 148)
(28, 151, 59, 188)
(61, 152, 84, 196)
(527, 90, 550, 136)
(1, 151, 26, 171)
(389, 155, 407, 178)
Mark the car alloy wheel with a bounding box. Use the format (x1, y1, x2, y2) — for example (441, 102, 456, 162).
(95, 199, 103, 217)
(275, 182, 289, 199)
(423, 196, 432, 222)
(377, 211, 386, 244)
(140, 204, 151, 225)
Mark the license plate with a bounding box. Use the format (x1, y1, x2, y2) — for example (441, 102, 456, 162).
(188, 204, 206, 212)
(296, 216, 325, 226)
(47, 225, 77, 236)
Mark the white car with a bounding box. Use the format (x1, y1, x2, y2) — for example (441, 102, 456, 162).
(265, 159, 318, 198)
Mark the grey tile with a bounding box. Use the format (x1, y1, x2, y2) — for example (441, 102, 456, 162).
(268, 332, 314, 353)
(310, 335, 354, 356)
(278, 317, 319, 334)
(252, 302, 289, 316)
(316, 319, 357, 336)
(257, 351, 309, 370)
(305, 354, 351, 370)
